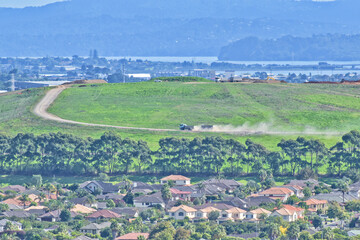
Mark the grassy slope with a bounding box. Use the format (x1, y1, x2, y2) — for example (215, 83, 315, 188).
(46, 82, 360, 148)
(2, 82, 360, 152)
(49, 82, 360, 131)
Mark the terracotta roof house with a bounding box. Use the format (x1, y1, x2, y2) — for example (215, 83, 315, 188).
(168, 205, 197, 220)
(39, 209, 78, 222)
(71, 204, 97, 214)
(222, 207, 247, 221)
(80, 180, 119, 194)
(302, 199, 328, 211)
(245, 208, 271, 221)
(80, 222, 111, 235)
(24, 206, 48, 216)
(282, 185, 304, 198)
(116, 233, 149, 240)
(161, 175, 191, 186)
(257, 187, 294, 201)
(271, 205, 304, 222)
(86, 209, 121, 221)
(2, 198, 30, 207)
(170, 188, 191, 201)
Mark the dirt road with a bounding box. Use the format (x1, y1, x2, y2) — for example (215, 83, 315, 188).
(32, 86, 179, 132)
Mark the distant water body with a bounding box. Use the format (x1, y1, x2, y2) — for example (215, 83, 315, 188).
(106, 56, 360, 66)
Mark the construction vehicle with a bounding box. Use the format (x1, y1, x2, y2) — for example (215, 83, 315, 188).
(179, 124, 214, 131)
(266, 76, 277, 81)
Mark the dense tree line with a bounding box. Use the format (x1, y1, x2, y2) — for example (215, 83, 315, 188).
(0, 131, 360, 177)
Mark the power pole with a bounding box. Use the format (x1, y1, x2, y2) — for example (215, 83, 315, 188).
(10, 73, 15, 92)
(122, 63, 126, 83)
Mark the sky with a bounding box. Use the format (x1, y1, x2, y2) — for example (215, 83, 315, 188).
(0, 0, 64, 8)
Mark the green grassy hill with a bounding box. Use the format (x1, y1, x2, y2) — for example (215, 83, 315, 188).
(49, 82, 360, 132)
(1, 82, 360, 151)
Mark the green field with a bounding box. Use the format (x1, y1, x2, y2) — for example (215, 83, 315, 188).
(1, 82, 360, 152)
(49, 82, 360, 132)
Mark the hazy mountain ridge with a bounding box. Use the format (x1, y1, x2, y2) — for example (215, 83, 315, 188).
(218, 34, 360, 61)
(0, 0, 359, 56)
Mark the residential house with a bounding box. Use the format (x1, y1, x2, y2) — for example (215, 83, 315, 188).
(310, 191, 357, 204)
(303, 199, 328, 211)
(161, 175, 191, 186)
(196, 207, 221, 219)
(80, 180, 119, 194)
(195, 203, 233, 211)
(1, 211, 32, 219)
(24, 206, 48, 216)
(111, 208, 139, 219)
(245, 208, 271, 221)
(69, 197, 97, 208)
(71, 204, 97, 214)
(282, 185, 304, 198)
(287, 179, 328, 190)
(39, 210, 78, 222)
(349, 181, 360, 198)
(245, 196, 276, 208)
(217, 197, 248, 209)
(116, 233, 149, 240)
(271, 205, 304, 222)
(86, 209, 121, 221)
(134, 194, 165, 208)
(168, 205, 197, 220)
(202, 179, 242, 192)
(170, 188, 191, 201)
(220, 207, 246, 221)
(1, 185, 26, 193)
(80, 222, 111, 235)
(74, 236, 97, 240)
(257, 187, 294, 201)
(0, 219, 22, 232)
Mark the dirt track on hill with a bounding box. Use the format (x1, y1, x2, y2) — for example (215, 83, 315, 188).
(32, 86, 343, 136)
(32, 85, 179, 132)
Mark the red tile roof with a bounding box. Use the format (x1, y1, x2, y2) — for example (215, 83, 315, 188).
(170, 188, 191, 195)
(116, 233, 149, 240)
(86, 209, 121, 219)
(259, 187, 294, 196)
(304, 199, 328, 205)
(161, 175, 190, 181)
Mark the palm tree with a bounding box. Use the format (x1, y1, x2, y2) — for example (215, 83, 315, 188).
(43, 183, 55, 199)
(338, 180, 349, 204)
(267, 223, 280, 240)
(19, 194, 30, 208)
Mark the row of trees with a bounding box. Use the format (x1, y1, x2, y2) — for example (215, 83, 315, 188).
(0, 130, 359, 176)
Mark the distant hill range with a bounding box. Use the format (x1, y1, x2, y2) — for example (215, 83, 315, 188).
(0, 0, 360, 57)
(218, 35, 360, 61)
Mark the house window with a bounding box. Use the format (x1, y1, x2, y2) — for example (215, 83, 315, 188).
(184, 181, 186, 183)
(222, 214, 227, 218)
(146, 203, 150, 205)
(172, 213, 175, 216)
(197, 213, 202, 217)
(179, 212, 184, 217)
